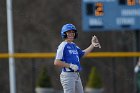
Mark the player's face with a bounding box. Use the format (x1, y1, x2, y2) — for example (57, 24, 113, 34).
(65, 30, 75, 42)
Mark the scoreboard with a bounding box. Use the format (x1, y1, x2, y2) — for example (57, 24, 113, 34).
(82, 0, 140, 31)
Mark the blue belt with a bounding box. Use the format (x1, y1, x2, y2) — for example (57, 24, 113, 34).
(63, 68, 80, 72)
(63, 70, 79, 72)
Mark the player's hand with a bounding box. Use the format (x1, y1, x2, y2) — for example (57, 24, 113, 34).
(70, 64, 78, 71)
(91, 35, 101, 48)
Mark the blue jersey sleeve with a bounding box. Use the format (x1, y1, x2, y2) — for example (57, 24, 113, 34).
(76, 46, 85, 58)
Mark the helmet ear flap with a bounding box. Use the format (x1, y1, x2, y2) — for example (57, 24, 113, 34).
(74, 32, 78, 39)
(62, 32, 67, 39)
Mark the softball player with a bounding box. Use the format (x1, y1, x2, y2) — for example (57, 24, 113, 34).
(54, 23, 101, 93)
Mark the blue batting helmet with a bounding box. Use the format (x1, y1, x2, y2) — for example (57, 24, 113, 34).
(61, 24, 78, 39)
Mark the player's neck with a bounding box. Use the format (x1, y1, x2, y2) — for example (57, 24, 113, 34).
(65, 39, 73, 43)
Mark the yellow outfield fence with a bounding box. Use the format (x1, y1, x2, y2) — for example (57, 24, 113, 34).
(0, 52, 140, 58)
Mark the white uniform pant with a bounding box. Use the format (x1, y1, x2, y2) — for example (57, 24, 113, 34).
(60, 72, 84, 93)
